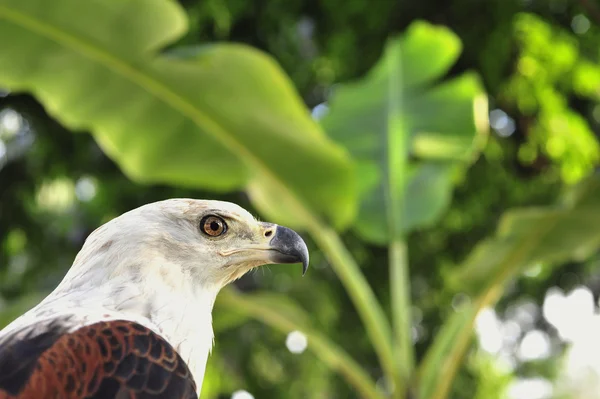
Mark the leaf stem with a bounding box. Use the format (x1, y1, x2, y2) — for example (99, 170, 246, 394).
(308, 225, 398, 395)
(427, 288, 501, 399)
(385, 38, 414, 397)
(390, 239, 414, 394)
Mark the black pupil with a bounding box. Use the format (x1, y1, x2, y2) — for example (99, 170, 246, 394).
(210, 221, 220, 231)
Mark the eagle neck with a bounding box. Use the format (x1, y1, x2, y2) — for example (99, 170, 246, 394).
(17, 257, 220, 395)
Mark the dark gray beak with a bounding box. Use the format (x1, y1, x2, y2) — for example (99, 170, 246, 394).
(269, 226, 310, 275)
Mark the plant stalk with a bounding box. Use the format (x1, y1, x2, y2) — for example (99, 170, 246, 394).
(308, 225, 400, 395)
(428, 287, 501, 399)
(390, 238, 414, 395)
(385, 38, 413, 398)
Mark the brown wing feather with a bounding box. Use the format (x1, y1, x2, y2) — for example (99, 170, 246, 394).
(0, 320, 197, 399)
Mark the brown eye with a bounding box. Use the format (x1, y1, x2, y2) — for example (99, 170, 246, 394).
(200, 215, 227, 237)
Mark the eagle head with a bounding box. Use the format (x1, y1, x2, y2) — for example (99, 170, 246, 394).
(70, 199, 309, 290)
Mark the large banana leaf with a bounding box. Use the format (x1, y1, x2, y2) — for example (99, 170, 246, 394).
(0, 0, 356, 229)
(321, 21, 488, 245)
(418, 175, 600, 399)
(319, 21, 488, 391)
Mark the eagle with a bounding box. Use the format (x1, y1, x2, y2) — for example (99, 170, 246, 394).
(0, 199, 309, 398)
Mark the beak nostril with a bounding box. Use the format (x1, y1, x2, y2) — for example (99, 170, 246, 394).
(265, 230, 273, 238)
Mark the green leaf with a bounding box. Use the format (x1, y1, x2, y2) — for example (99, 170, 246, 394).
(451, 175, 600, 295)
(215, 288, 384, 399)
(0, 0, 357, 229)
(321, 21, 488, 244)
(418, 175, 600, 399)
(355, 163, 456, 244)
(416, 304, 477, 399)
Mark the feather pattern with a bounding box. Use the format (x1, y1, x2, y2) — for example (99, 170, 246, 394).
(0, 319, 197, 399)
(0, 199, 309, 398)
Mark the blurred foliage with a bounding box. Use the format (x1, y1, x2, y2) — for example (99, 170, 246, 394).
(0, 0, 357, 229)
(322, 21, 487, 244)
(499, 13, 600, 183)
(417, 175, 600, 399)
(470, 351, 513, 399)
(1, 0, 600, 399)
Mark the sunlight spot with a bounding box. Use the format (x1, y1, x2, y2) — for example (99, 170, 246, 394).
(0, 108, 23, 138)
(489, 109, 515, 137)
(297, 17, 315, 39)
(0, 139, 6, 163)
(558, 316, 600, 397)
(543, 286, 595, 343)
(36, 177, 76, 213)
(507, 377, 553, 399)
(490, 109, 508, 129)
(311, 103, 329, 120)
(411, 326, 420, 343)
(476, 307, 503, 354)
(543, 287, 565, 329)
(75, 176, 98, 202)
(571, 14, 590, 35)
(518, 330, 551, 361)
(523, 263, 542, 278)
(286, 330, 308, 354)
(231, 390, 254, 399)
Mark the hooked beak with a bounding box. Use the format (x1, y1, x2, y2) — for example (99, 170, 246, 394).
(268, 226, 310, 275)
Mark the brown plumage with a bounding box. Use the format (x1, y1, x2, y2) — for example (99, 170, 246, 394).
(0, 320, 196, 399)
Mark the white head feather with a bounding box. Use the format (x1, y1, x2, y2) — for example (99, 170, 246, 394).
(0, 199, 309, 393)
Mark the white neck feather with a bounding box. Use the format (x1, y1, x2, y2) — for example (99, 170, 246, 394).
(3, 256, 220, 394)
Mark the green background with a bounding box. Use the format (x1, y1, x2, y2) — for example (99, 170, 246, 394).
(1, 0, 599, 398)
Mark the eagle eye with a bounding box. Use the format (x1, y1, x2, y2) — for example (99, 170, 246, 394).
(200, 215, 228, 237)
